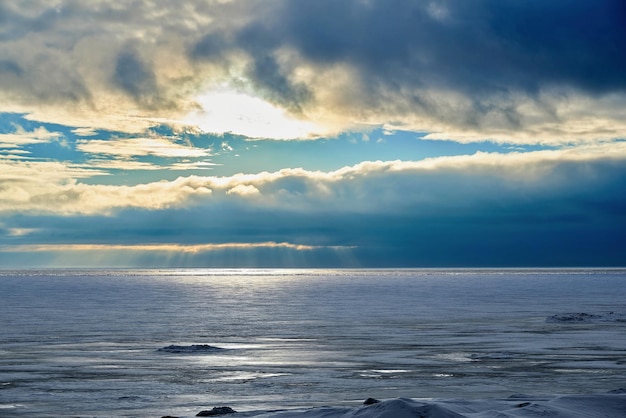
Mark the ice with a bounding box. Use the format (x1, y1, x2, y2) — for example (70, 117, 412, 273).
(1, 268, 625, 417)
(189, 395, 626, 417)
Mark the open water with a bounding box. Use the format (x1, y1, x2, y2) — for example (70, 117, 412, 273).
(1, 269, 625, 417)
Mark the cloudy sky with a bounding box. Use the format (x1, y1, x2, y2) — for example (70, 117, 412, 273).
(1, 0, 625, 267)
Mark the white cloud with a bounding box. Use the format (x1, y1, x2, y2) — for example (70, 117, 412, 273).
(82, 158, 218, 172)
(0, 126, 63, 148)
(226, 184, 260, 196)
(72, 127, 98, 137)
(2, 141, 624, 216)
(76, 136, 211, 158)
(169, 161, 219, 170)
(419, 90, 626, 145)
(0, 159, 209, 214)
(83, 159, 161, 171)
(0, 241, 333, 254)
(0, 159, 102, 183)
(7, 228, 39, 237)
(0, 149, 32, 159)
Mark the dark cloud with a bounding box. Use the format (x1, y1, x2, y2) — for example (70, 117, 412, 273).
(191, 32, 230, 60)
(262, 0, 626, 95)
(192, 29, 311, 110)
(2, 153, 625, 267)
(185, 0, 626, 127)
(2, 1, 625, 138)
(0, 3, 58, 41)
(113, 47, 158, 104)
(246, 53, 311, 111)
(485, 0, 626, 94)
(0, 60, 22, 76)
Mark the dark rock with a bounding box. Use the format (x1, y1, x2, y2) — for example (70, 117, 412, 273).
(507, 394, 532, 399)
(363, 397, 381, 405)
(546, 312, 600, 323)
(196, 406, 237, 416)
(158, 344, 223, 354)
(547, 312, 626, 323)
(162, 416, 180, 418)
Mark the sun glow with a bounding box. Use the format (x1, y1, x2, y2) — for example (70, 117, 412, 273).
(185, 90, 318, 140)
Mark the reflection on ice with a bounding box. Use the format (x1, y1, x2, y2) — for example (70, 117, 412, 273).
(434, 353, 474, 362)
(370, 369, 411, 374)
(211, 371, 292, 382)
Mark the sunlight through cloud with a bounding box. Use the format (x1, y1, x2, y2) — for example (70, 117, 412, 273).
(185, 89, 318, 140)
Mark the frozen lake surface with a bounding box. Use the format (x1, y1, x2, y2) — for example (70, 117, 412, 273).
(1, 269, 625, 417)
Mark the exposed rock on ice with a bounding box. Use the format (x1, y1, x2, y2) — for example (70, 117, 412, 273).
(546, 311, 626, 323)
(157, 344, 224, 353)
(546, 312, 601, 322)
(196, 406, 237, 416)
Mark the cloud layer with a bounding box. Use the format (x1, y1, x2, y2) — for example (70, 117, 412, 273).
(1, 1, 625, 267)
(2, 143, 625, 266)
(1, 1, 626, 142)
(1, 143, 624, 216)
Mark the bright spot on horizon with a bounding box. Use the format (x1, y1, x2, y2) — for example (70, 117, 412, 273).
(186, 90, 318, 140)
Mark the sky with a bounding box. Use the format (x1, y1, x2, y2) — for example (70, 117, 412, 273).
(0, 0, 625, 268)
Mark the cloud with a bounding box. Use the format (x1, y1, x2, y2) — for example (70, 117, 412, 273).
(81, 157, 218, 172)
(0, 159, 102, 183)
(185, 89, 318, 139)
(76, 136, 211, 158)
(2, 140, 624, 266)
(0, 149, 31, 160)
(0, 126, 63, 148)
(0, 159, 210, 214)
(0, 1, 201, 132)
(113, 46, 159, 104)
(2, 142, 625, 216)
(71, 127, 98, 137)
(2, 1, 624, 268)
(81, 159, 163, 171)
(0, 1, 624, 142)
(0, 241, 334, 254)
(266, 0, 626, 94)
(188, 0, 626, 142)
(226, 184, 261, 197)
